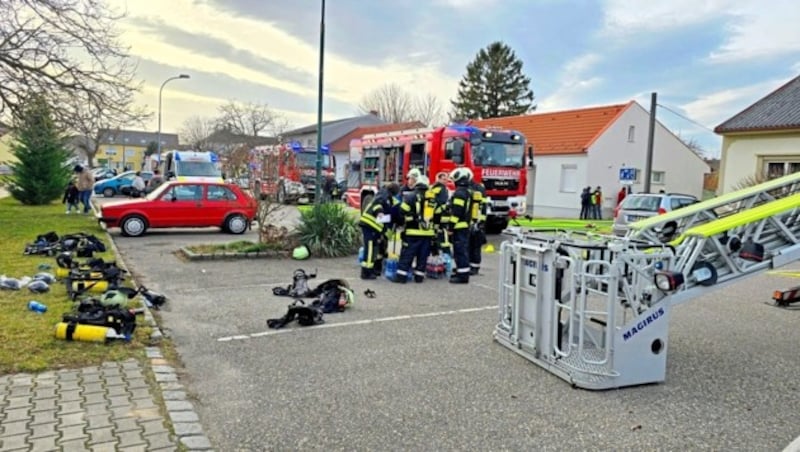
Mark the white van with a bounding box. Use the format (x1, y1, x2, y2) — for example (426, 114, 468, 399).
(162, 151, 223, 182)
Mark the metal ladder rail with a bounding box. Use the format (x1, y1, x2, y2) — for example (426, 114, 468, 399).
(575, 260, 617, 366)
(626, 172, 800, 243)
(552, 256, 577, 359)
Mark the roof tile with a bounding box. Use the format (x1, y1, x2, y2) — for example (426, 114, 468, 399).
(714, 74, 800, 134)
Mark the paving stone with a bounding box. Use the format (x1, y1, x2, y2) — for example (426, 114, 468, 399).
(11, 375, 34, 386)
(100, 368, 122, 378)
(110, 406, 135, 420)
(59, 439, 88, 452)
(59, 389, 83, 403)
(145, 431, 176, 450)
(154, 373, 178, 383)
(150, 358, 169, 366)
(159, 382, 184, 391)
(29, 410, 57, 426)
(56, 371, 79, 382)
(101, 362, 118, 369)
(165, 400, 193, 412)
(86, 414, 113, 430)
(103, 376, 125, 387)
(162, 391, 186, 401)
(133, 398, 157, 411)
(167, 411, 199, 423)
(145, 348, 163, 359)
(6, 396, 32, 410)
(0, 434, 29, 451)
(119, 446, 148, 452)
(85, 403, 111, 417)
(133, 408, 161, 420)
(33, 386, 57, 399)
(30, 397, 56, 413)
(28, 434, 58, 451)
(121, 360, 140, 369)
(59, 425, 88, 443)
(150, 447, 179, 452)
(173, 422, 204, 437)
(1, 420, 30, 437)
(106, 385, 129, 397)
(29, 421, 57, 439)
(82, 382, 105, 395)
(3, 408, 32, 423)
(179, 435, 213, 450)
(116, 430, 147, 448)
(80, 366, 102, 376)
(58, 411, 85, 427)
(33, 378, 57, 388)
(88, 427, 115, 445)
(126, 378, 149, 390)
(57, 381, 81, 392)
(128, 388, 152, 401)
(58, 401, 83, 415)
(90, 441, 119, 452)
(140, 419, 168, 437)
(81, 374, 103, 384)
(151, 365, 174, 373)
(8, 386, 33, 398)
(109, 395, 131, 408)
(83, 392, 109, 406)
(113, 417, 141, 433)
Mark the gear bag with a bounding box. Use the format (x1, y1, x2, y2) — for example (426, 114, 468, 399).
(266, 299, 325, 329)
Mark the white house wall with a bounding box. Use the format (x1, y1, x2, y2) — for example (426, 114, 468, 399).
(587, 103, 709, 217)
(530, 154, 588, 218)
(718, 132, 800, 194)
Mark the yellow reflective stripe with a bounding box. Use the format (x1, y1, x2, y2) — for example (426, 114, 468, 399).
(405, 229, 435, 237)
(360, 213, 382, 231)
(453, 198, 465, 206)
(673, 192, 800, 243)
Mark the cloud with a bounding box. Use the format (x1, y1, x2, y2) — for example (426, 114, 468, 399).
(539, 53, 604, 110)
(601, 0, 726, 35)
(680, 78, 787, 127)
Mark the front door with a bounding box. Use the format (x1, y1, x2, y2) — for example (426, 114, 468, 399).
(151, 184, 206, 227)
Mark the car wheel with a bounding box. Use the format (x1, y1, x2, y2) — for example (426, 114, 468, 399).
(103, 187, 115, 198)
(121, 215, 147, 237)
(225, 214, 248, 234)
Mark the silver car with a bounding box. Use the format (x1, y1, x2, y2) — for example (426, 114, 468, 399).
(612, 192, 699, 236)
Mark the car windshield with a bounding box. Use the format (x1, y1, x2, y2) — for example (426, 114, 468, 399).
(145, 182, 173, 200)
(176, 161, 222, 177)
(294, 152, 331, 169)
(471, 142, 524, 167)
(621, 195, 661, 212)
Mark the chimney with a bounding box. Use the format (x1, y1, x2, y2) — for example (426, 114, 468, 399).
(368, 110, 379, 116)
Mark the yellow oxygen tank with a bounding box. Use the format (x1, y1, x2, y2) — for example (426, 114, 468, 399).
(55, 267, 71, 279)
(54, 322, 113, 343)
(423, 195, 434, 223)
(71, 280, 109, 294)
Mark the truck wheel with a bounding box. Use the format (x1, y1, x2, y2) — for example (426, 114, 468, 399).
(485, 218, 509, 234)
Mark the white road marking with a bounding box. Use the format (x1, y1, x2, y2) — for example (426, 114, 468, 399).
(217, 305, 498, 342)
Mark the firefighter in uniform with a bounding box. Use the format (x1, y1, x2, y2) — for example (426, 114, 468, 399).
(468, 176, 488, 275)
(447, 168, 474, 284)
(430, 172, 451, 256)
(392, 175, 437, 284)
(359, 183, 401, 279)
(401, 168, 421, 197)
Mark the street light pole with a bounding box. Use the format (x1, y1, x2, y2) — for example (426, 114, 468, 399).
(156, 74, 190, 169)
(314, 0, 326, 204)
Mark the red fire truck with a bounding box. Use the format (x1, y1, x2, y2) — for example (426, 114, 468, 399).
(344, 124, 529, 232)
(249, 142, 335, 203)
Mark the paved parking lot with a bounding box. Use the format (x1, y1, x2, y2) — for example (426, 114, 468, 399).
(99, 205, 800, 451)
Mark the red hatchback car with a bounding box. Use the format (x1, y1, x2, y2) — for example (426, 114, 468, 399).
(97, 181, 258, 237)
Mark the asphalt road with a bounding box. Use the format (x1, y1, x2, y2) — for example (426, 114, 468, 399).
(98, 200, 800, 451)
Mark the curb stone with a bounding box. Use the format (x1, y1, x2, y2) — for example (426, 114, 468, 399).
(96, 200, 215, 451)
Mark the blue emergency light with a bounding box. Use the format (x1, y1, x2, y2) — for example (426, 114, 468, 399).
(290, 141, 303, 152)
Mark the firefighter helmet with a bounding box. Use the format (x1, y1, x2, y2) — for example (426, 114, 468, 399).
(414, 175, 430, 189)
(406, 168, 422, 180)
(449, 168, 471, 182)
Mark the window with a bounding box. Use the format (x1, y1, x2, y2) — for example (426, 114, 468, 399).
(627, 126, 635, 143)
(651, 171, 665, 185)
(207, 185, 237, 201)
(163, 184, 203, 201)
(559, 164, 578, 193)
(763, 160, 800, 179)
(444, 140, 454, 160)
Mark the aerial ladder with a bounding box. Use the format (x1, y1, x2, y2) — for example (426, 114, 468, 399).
(494, 187, 800, 390)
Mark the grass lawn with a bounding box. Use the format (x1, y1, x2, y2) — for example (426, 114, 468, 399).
(510, 217, 614, 234)
(0, 196, 149, 375)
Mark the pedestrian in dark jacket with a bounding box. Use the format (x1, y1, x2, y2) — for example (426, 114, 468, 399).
(579, 187, 591, 219)
(63, 181, 79, 214)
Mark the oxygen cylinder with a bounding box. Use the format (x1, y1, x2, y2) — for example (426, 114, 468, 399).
(54, 322, 113, 343)
(423, 198, 434, 223)
(71, 280, 109, 294)
(55, 267, 70, 279)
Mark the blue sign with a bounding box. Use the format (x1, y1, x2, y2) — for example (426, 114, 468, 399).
(320, 145, 330, 155)
(619, 168, 637, 181)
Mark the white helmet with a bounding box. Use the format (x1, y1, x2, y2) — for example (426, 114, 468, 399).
(406, 168, 422, 180)
(449, 167, 472, 182)
(414, 175, 430, 189)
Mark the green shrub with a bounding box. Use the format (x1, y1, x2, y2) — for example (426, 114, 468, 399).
(297, 203, 361, 257)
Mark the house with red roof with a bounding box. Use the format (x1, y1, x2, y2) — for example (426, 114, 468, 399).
(473, 101, 709, 218)
(715, 74, 800, 194)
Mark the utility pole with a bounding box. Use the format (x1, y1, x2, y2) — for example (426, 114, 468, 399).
(644, 92, 657, 193)
(314, 0, 326, 204)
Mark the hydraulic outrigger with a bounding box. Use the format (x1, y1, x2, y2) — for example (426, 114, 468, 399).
(494, 175, 800, 389)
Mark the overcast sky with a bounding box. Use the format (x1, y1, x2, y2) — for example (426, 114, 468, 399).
(109, 0, 800, 156)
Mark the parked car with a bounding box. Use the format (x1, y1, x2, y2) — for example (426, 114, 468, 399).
(92, 167, 118, 181)
(96, 180, 258, 237)
(612, 192, 699, 236)
(93, 171, 153, 197)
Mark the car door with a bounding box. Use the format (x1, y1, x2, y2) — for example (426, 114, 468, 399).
(204, 184, 239, 226)
(152, 184, 205, 227)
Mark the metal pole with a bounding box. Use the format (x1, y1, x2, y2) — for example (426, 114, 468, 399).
(156, 74, 190, 170)
(644, 92, 657, 193)
(314, 0, 326, 204)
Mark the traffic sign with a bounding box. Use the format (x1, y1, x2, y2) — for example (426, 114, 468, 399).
(619, 168, 637, 184)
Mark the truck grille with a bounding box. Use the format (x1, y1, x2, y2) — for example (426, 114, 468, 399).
(483, 178, 519, 191)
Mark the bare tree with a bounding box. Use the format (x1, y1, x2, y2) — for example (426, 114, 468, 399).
(676, 133, 709, 159)
(66, 97, 150, 167)
(0, 0, 143, 131)
(180, 116, 218, 151)
(358, 83, 415, 123)
(216, 101, 279, 137)
(414, 93, 446, 127)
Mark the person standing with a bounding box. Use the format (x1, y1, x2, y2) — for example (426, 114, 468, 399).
(131, 171, 146, 197)
(62, 180, 79, 214)
(74, 165, 94, 214)
(392, 176, 435, 284)
(592, 186, 603, 220)
(430, 172, 451, 256)
(580, 187, 591, 219)
(447, 168, 474, 284)
(148, 169, 164, 192)
(468, 174, 487, 275)
(617, 187, 627, 206)
(358, 183, 400, 279)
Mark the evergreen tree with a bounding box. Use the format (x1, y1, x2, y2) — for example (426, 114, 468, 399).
(450, 41, 535, 120)
(7, 96, 72, 205)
